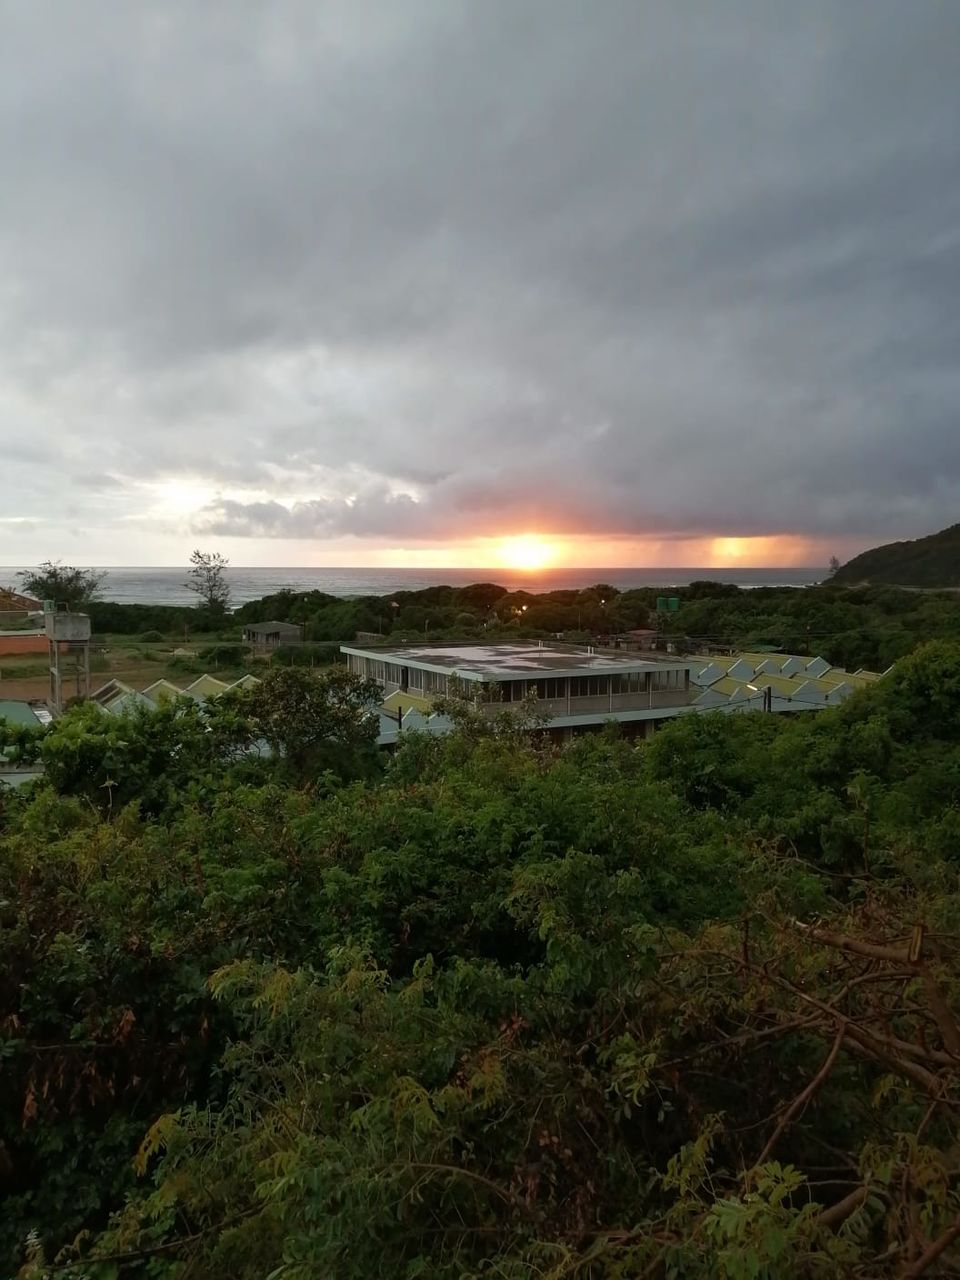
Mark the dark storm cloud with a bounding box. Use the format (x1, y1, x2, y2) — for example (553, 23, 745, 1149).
(2, 0, 960, 551)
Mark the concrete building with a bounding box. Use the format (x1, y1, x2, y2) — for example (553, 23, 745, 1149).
(242, 621, 303, 650)
(343, 640, 885, 748)
(342, 641, 693, 742)
(0, 631, 48, 658)
(45, 610, 92, 713)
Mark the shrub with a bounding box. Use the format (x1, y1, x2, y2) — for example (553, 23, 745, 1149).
(198, 643, 251, 667)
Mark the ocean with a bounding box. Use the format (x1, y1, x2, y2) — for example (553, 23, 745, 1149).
(3, 566, 825, 607)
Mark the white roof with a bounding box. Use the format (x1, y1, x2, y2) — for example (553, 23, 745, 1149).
(342, 641, 691, 682)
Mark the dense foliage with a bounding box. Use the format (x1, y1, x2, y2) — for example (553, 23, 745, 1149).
(238, 578, 960, 673)
(77, 575, 960, 679)
(3, 644, 960, 1275)
(834, 522, 960, 587)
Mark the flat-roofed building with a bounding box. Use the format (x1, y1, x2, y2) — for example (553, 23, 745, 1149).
(342, 641, 693, 741)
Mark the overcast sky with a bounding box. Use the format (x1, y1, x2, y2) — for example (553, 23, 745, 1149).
(2, 1, 959, 568)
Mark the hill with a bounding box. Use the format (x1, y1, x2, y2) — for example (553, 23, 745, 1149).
(833, 521, 960, 586)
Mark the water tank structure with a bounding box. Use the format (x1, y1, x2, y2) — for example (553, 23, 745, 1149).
(44, 611, 92, 712)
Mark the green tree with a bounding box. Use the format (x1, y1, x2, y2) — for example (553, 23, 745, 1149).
(245, 665, 382, 782)
(17, 560, 106, 609)
(185, 549, 231, 618)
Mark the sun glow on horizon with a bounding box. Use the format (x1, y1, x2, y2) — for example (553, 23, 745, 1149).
(711, 537, 748, 561)
(496, 534, 556, 571)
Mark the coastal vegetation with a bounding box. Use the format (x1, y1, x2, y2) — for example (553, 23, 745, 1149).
(184, 550, 232, 620)
(6, 571, 960, 706)
(3, 641, 960, 1275)
(16, 562, 106, 610)
(833, 522, 960, 588)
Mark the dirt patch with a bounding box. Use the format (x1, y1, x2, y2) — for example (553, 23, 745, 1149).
(0, 665, 200, 703)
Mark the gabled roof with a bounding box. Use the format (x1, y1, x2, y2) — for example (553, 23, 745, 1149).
(184, 674, 232, 699)
(727, 658, 756, 681)
(141, 679, 186, 705)
(804, 656, 831, 677)
(741, 652, 791, 670)
(750, 674, 801, 697)
(710, 677, 760, 699)
(228, 674, 261, 690)
(0, 587, 41, 610)
(691, 687, 736, 708)
(690, 661, 725, 687)
(104, 691, 155, 716)
(91, 679, 134, 706)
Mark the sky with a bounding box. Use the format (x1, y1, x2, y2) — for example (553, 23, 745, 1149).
(2, 1, 960, 570)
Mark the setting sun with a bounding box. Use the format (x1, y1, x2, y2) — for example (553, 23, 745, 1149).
(497, 535, 555, 571)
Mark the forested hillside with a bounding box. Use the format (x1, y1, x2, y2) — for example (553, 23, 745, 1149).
(834, 524, 960, 587)
(4, 649, 960, 1276)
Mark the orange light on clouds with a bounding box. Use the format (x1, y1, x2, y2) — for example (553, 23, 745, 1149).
(711, 537, 749, 561)
(707, 535, 813, 565)
(496, 534, 557, 571)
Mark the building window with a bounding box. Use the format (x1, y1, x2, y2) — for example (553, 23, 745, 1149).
(570, 675, 611, 698)
(651, 669, 684, 691)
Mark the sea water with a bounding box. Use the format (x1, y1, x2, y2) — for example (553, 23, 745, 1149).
(2, 566, 825, 607)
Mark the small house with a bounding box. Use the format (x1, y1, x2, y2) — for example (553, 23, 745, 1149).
(242, 620, 303, 650)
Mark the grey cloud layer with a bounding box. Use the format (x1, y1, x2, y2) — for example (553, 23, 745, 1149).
(2, 0, 960, 549)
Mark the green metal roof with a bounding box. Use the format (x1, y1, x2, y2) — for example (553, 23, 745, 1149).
(0, 700, 43, 728)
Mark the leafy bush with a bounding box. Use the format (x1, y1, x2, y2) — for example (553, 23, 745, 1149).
(198, 643, 251, 667)
(270, 643, 341, 667)
(7, 644, 960, 1275)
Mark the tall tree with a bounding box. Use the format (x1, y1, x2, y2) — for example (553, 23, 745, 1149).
(185, 549, 231, 618)
(17, 560, 106, 610)
(246, 665, 382, 781)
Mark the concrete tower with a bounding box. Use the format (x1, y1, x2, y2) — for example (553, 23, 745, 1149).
(45, 608, 92, 713)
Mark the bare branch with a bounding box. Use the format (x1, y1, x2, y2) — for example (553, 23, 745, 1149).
(749, 1023, 846, 1176)
(900, 1215, 960, 1277)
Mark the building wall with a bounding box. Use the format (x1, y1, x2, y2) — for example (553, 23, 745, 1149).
(0, 634, 47, 657)
(344, 649, 692, 715)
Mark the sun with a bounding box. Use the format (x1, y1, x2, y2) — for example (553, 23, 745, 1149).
(149, 479, 215, 517)
(497, 535, 555, 571)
